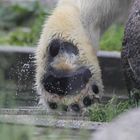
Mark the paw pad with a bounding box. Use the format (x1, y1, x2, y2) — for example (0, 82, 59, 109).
(92, 84, 99, 94)
(49, 39, 60, 57)
(48, 102, 58, 109)
(70, 103, 80, 112)
(83, 96, 92, 107)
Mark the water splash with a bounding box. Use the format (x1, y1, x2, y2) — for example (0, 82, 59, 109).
(13, 53, 38, 106)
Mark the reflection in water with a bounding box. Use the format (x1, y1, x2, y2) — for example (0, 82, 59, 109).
(34, 127, 91, 140)
(0, 123, 91, 140)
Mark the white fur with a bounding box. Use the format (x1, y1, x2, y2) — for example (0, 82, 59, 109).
(57, 0, 133, 49)
(91, 108, 140, 140)
(35, 0, 133, 109)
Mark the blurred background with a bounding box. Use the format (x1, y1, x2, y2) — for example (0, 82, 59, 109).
(0, 0, 123, 51)
(0, 0, 57, 47)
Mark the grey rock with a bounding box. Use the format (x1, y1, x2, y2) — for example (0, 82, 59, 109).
(121, 0, 140, 102)
(91, 107, 140, 140)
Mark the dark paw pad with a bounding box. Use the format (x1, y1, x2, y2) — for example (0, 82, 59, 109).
(62, 105, 68, 111)
(48, 102, 58, 109)
(83, 96, 92, 107)
(92, 84, 99, 94)
(49, 39, 60, 57)
(70, 103, 80, 112)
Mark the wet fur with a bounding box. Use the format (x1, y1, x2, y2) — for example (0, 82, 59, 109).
(35, 0, 133, 110)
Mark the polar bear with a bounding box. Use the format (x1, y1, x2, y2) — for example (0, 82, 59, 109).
(35, 0, 133, 112)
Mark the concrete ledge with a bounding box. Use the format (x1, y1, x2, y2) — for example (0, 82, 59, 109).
(0, 108, 105, 130)
(0, 115, 104, 130)
(97, 51, 120, 58)
(0, 46, 35, 53)
(0, 46, 121, 58)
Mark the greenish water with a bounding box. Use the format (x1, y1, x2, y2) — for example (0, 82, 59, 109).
(0, 124, 91, 140)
